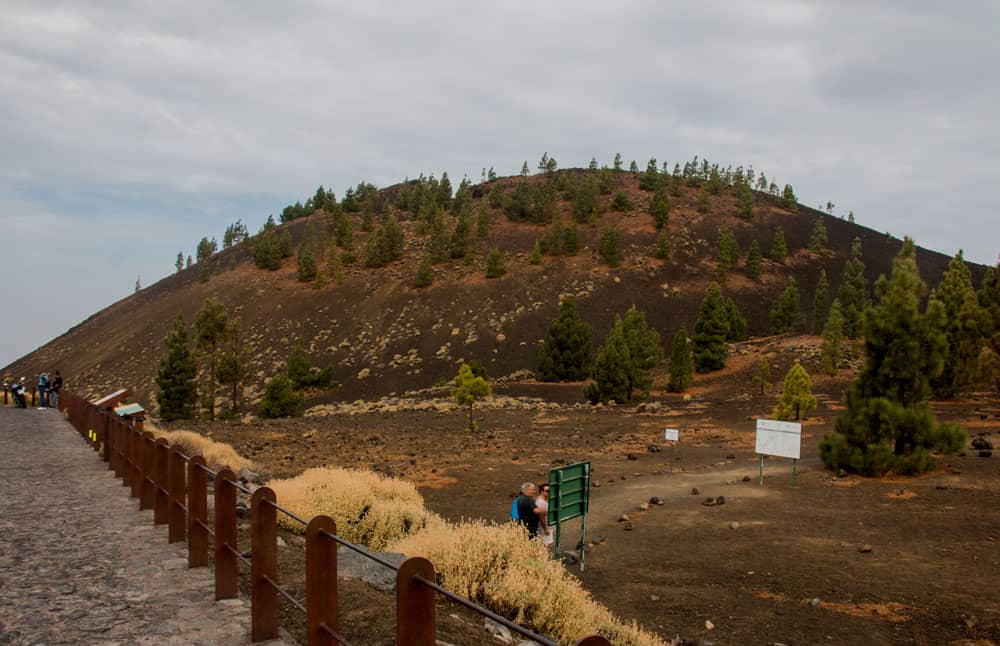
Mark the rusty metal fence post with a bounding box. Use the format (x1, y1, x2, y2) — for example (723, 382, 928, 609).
(101, 411, 111, 463)
(251, 487, 278, 643)
(154, 438, 169, 524)
(306, 515, 338, 645)
(397, 557, 436, 646)
(574, 636, 612, 646)
(139, 432, 154, 506)
(188, 456, 208, 568)
(168, 446, 186, 543)
(215, 469, 238, 600)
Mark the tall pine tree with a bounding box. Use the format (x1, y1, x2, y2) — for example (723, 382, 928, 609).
(745, 240, 763, 280)
(667, 327, 694, 392)
(930, 251, 985, 397)
(813, 269, 831, 334)
(585, 306, 662, 403)
(538, 297, 593, 381)
(156, 314, 199, 421)
(838, 237, 869, 338)
(770, 277, 803, 333)
(693, 283, 730, 372)
(820, 239, 965, 475)
(822, 299, 845, 375)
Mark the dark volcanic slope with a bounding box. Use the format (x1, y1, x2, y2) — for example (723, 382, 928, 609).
(3, 170, 981, 411)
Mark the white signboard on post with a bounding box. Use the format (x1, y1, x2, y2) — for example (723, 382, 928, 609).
(664, 428, 679, 442)
(755, 419, 801, 460)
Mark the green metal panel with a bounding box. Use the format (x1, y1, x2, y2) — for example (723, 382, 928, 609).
(547, 461, 590, 525)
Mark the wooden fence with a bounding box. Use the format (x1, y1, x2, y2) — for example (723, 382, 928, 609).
(59, 390, 612, 646)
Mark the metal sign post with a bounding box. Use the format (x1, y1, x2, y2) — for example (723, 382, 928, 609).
(754, 419, 802, 485)
(664, 429, 679, 474)
(547, 461, 591, 570)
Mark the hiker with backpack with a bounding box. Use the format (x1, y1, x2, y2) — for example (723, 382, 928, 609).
(512, 482, 543, 538)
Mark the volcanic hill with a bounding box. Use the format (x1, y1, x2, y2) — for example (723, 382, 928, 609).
(3, 166, 981, 412)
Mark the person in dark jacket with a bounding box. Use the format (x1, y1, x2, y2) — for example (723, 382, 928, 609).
(49, 371, 63, 409)
(515, 482, 541, 538)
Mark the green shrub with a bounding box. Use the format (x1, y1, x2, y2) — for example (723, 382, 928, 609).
(258, 375, 303, 418)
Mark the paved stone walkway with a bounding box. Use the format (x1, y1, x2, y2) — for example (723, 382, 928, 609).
(0, 407, 292, 645)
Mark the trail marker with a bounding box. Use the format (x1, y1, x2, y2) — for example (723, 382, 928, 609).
(664, 428, 679, 473)
(755, 418, 801, 485)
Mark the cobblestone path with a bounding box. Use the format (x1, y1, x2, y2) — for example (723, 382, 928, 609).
(0, 407, 291, 645)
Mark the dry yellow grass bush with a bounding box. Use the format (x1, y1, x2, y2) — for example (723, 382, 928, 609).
(147, 426, 253, 472)
(266, 467, 444, 550)
(392, 521, 665, 646)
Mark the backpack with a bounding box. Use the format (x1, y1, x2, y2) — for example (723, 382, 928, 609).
(510, 498, 520, 521)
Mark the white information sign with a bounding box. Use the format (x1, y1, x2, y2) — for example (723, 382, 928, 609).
(664, 428, 679, 442)
(755, 419, 802, 460)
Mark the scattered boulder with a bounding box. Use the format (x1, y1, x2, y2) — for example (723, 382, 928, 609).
(742, 475, 751, 482)
(639, 502, 650, 511)
(971, 436, 993, 451)
(858, 544, 873, 553)
(691, 487, 700, 496)
(618, 514, 630, 523)
(623, 521, 633, 531)
(715, 495, 726, 505)
(810, 597, 821, 607)
(649, 496, 664, 506)
(728, 521, 740, 530)
(978, 450, 993, 458)
(484, 618, 514, 644)
(561, 550, 580, 564)
(648, 444, 662, 453)
(627, 453, 638, 461)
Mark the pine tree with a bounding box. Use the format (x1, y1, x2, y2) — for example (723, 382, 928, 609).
(979, 263, 1000, 390)
(752, 359, 771, 395)
(253, 230, 283, 270)
(808, 218, 829, 252)
(599, 227, 623, 267)
(452, 363, 491, 431)
(715, 225, 740, 270)
(838, 237, 869, 338)
(258, 375, 303, 419)
(666, 327, 694, 392)
(654, 232, 670, 260)
(216, 319, 250, 415)
(745, 240, 763, 280)
(448, 213, 473, 259)
(175, 252, 184, 273)
(820, 239, 966, 475)
(297, 243, 318, 282)
(528, 240, 543, 265)
(563, 221, 581, 255)
(650, 185, 670, 229)
(772, 362, 817, 421)
(736, 181, 755, 220)
(613, 153, 623, 171)
(638, 157, 660, 191)
(584, 306, 662, 403)
(770, 228, 788, 264)
(186, 255, 193, 269)
(629, 160, 639, 173)
(610, 191, 634, 212)
(931, 251, 985, 397)
(813, 269, 831, 334)
(538, 296, 592, 381)
(770, 277, 803, 333)
(520, 161, 530, 176)
(485, 248, 505, 278)
(476, 208, 491, 238)
(155, 314, 199, 421)
(780, 184, 798, 211)
(696, 190, 711, 213)
(413, 255, 433, 288)
(822, 299, 845, 375)
(724, 297, 747, 341)
(194, 298, 228, 420)
(693, 283, 730, 372)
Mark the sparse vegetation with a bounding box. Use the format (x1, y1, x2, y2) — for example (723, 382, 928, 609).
(485, 248, 506, 278)
(258, 374, 303, 419)
(599, 227, 623, 267)
(452, 363, 491, 431)
(155, 314, 199, 421)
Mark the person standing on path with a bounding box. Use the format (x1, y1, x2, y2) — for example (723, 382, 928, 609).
(37, 372, 48, 408)
(515, 482, 541, 538)
(49, 370, 62, 409)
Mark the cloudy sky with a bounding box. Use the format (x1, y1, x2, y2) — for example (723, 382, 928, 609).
(2, 1, 998, 368)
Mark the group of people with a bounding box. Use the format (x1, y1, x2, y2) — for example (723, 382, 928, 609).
(513, 482, 554, 546)
(3, 371, 61, 409)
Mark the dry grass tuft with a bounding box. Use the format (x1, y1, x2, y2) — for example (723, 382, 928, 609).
(392, 521, 665, 646)
(266, 467, 444, 550)
(147, 425, 253, 472)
